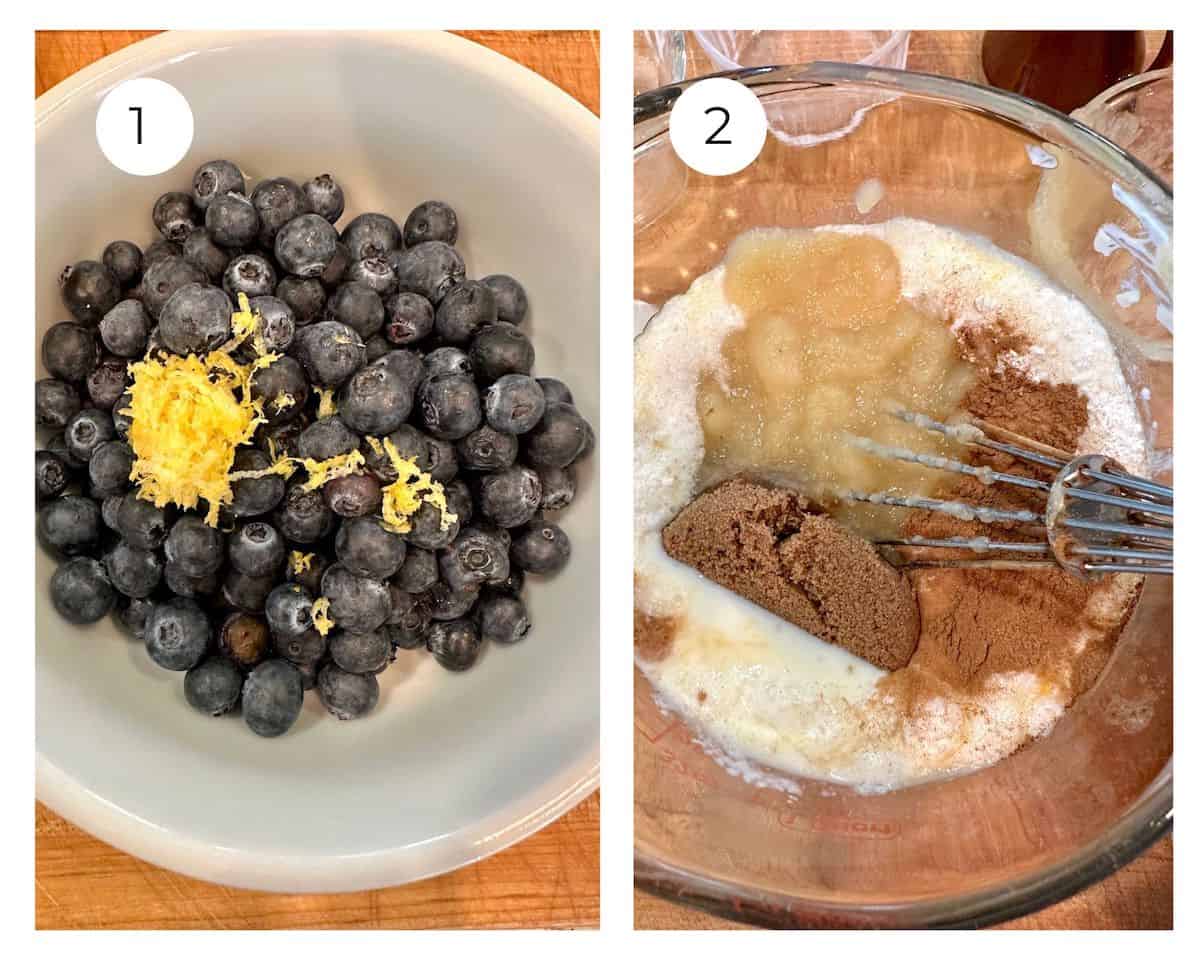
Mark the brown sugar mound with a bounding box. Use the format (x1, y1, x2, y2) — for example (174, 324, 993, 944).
(661, 476, 919, 671)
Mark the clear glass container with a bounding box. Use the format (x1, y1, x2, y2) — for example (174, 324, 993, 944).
(633, 63, 1172, 929)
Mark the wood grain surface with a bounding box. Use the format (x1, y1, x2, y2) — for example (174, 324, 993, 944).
(33, 28, 598, 931)
(633, 28, 1172, 932)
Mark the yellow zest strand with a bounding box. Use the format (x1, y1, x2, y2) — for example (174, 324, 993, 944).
(367, 435, 457, 534)
(311, 597, 334, 636)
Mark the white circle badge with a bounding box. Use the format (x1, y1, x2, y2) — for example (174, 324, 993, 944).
(668, 77, 768, 177)
(96, 78, 194, 177)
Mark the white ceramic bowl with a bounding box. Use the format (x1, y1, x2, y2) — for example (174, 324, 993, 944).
(36, 31, 599, 893)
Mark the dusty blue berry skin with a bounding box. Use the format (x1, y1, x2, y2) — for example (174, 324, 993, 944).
(536, 377, 573, 406)
(434, 280, 497, 344)
(384, 291, 434, 345)
(481, 274, 528, 325)
(143, 238, 182, 269)
(204, 192, 259, 247)
(479, 466, 542, 529)
(117, 596, 155, 639)
(439, 525, 510, 591)
(64, 408, 115, 463)
(182, 228, 231, 282)
(36, 378, 82, 429)
(294, 321, 366, 388)
(317, 664, 379, 720)
(423, 346, 471, 383)
(249, 355, 308, 426)
(276, 213, 340, 278)
(426, 618, 481, 671)
(51, 557, 116, 624)
(86, 358, 129, 411)
(406, 499, 460, 551)
(184, 657, 243, 716)
(265, 583, 315, 640)
(145, 597, 211, 671)
(159, 282, 233, 355)
(341, 212, 401, 261)
(222, 568, 276, 614)
(251, 177, 312, 247)
(324, 472, 382, 519)
(273, 626, 326, 666)
(116, 491, 169, 550)
(276, 275, 327, 326)
(484, 374, 545, 435)
(229, 521, 286, 578)
(165, 515, 225, 577)
(100, 300, 151, 357)
(346, 257, 397, 296)
(469, 324, 534, 383)
(36, 449, 70, 502)
(103, 241, 143, 288)
(335, 517, 406, 581)
(88, 440, 134, 498)
(329, 627, 391, 675)
(326, 282, 384, 339)
(229, 448, 287, 518)
(390, 241, 465, 305)
(192, 159, 245, 211)
(537, 465, 576, 511)
(153, 191, 199, 242)
(142, 256, 206, 319)
(418, 374, 482, 441)
(521, 401, 592, 469)
(321, 564, 391, 634)
(337, 363, 413, 436)
(42, 322, 99, 383)
(246, 296, 296, 355)
(428, 581, 480, 622)
(477, 593, 531, 645)
(456, 425, 518, 472)
(164, 560, 219, 599)
(361, 423, 428, 483)
(395, 546, 439, 594)
(297, 415, 358, 461)
(303, 174, 345, 224)
(274, 482, 335, 544)
(102, 540, 162, 598)
(61, 260, 121, 324)
(512, 519, 571, 574)
(403, 200, 458, 247)
(365, 334, 390, 362)
(387, 587, 434, 648)
(223, 253, 277, 301)
(241, 659, 305, 737)
(374, 348, 425, 395)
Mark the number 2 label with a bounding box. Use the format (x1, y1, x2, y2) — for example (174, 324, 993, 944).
(668, 78, 768, 177)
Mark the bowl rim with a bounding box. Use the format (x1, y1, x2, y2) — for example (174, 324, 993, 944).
(36, 28, 599, 894)
(632, 60, 1173, 929)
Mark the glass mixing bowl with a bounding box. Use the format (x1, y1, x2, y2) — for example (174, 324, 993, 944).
(633, 63, 1172, 929)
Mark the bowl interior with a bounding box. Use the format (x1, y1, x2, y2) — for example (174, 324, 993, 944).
(633, 71, 1172, 926)
(36, 30, 599, 893)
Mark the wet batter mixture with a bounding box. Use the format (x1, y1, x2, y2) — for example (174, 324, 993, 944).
(633, 220, 1145, 793)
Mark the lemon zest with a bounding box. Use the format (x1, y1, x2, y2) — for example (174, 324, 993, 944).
(297, 449, 366, 492)
(289, 551, 315, 575)
(311, 597, 334, 636)
(315, 387, 337, 419)
(367, 435, 457, 534)
(272, 392, 296, 414)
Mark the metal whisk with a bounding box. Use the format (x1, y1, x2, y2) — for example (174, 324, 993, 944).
(846, 410, 1173, 578)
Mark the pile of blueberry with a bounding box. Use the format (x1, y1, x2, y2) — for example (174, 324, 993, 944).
(36, 159, 593, 737)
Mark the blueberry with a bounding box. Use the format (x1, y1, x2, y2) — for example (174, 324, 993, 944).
(223, 253, 277, 301)
(317, 664, 379, 720)
(241, 659, 305, 737)
(321, 564, 391, 634)
(257, 414, 308, 460)
(192, 159, 245, 211)
(153, 191, 199, 242)
(403, 200, 457, 247)
(326, 281, 384, 339)
(273, 626, 326, 666)
(484, 374, 545, 435)
(182, 228, 231, 281)
(86, 357, 129, 410)
(373, 348, 425, 394)
(323, 472, 382, 518)
(303, 174, 345, 224)
(362, 424, 430, 483)
(512, 519, 571, 574)
(321, 242, 352, 288)
(477, 593, 530, 645)
(287, 550, 330, 596)
(335, 517, 406, 580)
(365, 335, 390, 362)
(99, 300, 151, 358)
(184, 657, 242, 716)
(522, 401, 592, 469)
(341, 212, 401, 261)
(36, 378, 82, 429)
(478, 465, 541, 528)
(337, 363, 413, 435)
(101, 540, 161, 599)
(158, 282, 233, 356)
(390, 241, 465, 305)
(387, 587, 434, 648)
(50, 557, 116, 624)
(481, 274, 528, 325)
(276, 213, 339, 278)
(406, 499, 461, 551)
(103, 241, 143, 288)
(60, 260, 121, 324)
(246, 295, 297, 355)
(423, 346, 471, 382)
(206, 192, 261, 247)
(426, 618, 481, 671)
(470, 324, 534, 383)
(88, 440, 133, 497)
(294, 321, 366, 387)
(142, 239, 182, 269)
(101, 494, 123, 531)
(442, 477, 473, 524)
(297, 415, 358, 461)
(249, 355, 308, 425)
(222, 568, 275, 613)
(117, 596, 155, 639)
(46, 432, 86, 470)
(42, 322, 99, 382)
(229, 521, 286, 577)
(487, 565, 525, 597)
(346, 257, 397, 296)
(427, 581, 480, 622)
(434, 280, 497, 343)
(229, 448, 287, 518)
(537, 465, 576, 511)
(293, 658, 321, 690)
(265, 582, 314, 639)
(112, 391, 134, 438)
(164, 560, 219, 598)
(456, 425, 518, 472)
(142, 256, 206, 319)
(383, 291, 434, 345)
(418, 374, 481, 440)
(36, 449, 70, 502)
(218, 611, 271, 670)
(64, 408, 115, 462)
(536, 377, 573, 406)
(329, 627, 391, 675)
(251, 177, 313, 246)
(273, 481, 335, 543)
(115, 491, 169, 550)
(145, 597, 210, 671)
(165, 515, 224, 578)
(394, 545, 438, 594)
(276, 275, 327, 325)
(439, 525, 510, 591)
